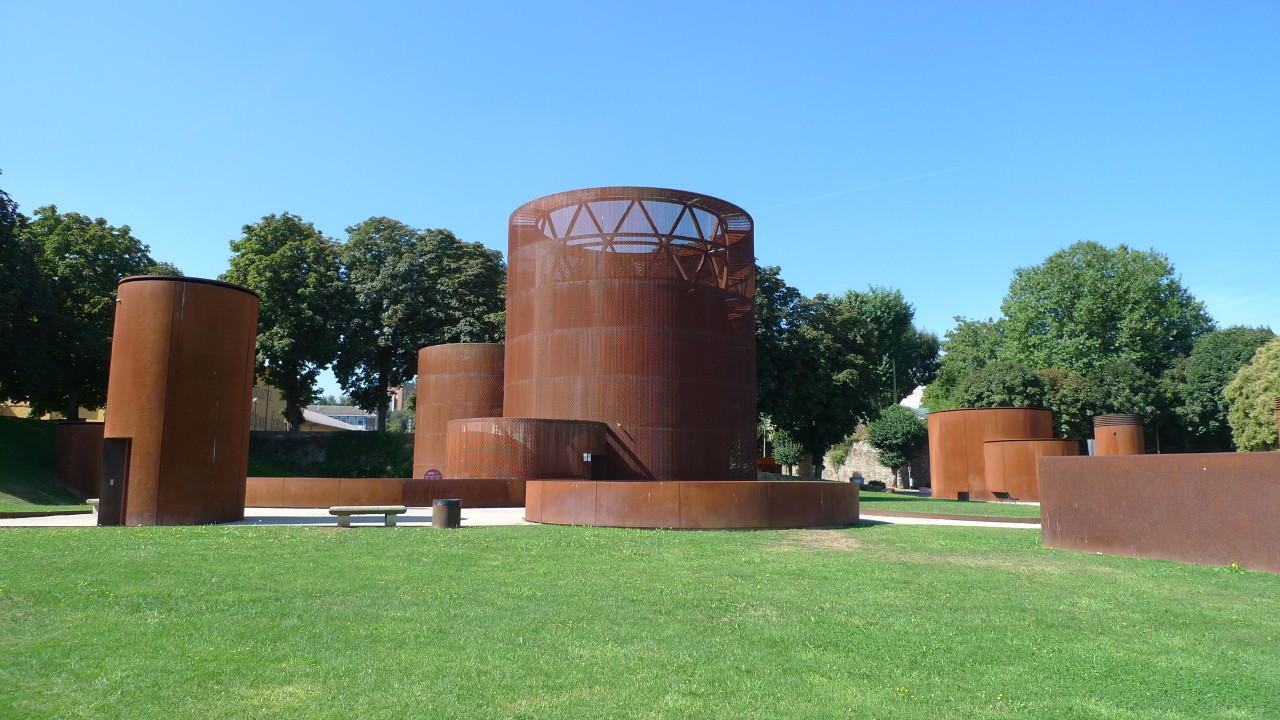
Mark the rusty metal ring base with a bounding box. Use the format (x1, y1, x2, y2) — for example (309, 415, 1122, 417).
(524, 480, 859, 530)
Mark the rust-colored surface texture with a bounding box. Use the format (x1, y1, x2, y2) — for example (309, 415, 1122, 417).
(103, 276, 258, 525)
(444, 417, 607, 480)
(244, 476, 524, 508)
(525, 480, 858, 529)
(926, 408, 1055, 500)
(411, 343, 504, 479)
(503, 187, 756, 481)
(1040, 453, 1280, 574)
(981, 438, 1079, 501)
(54, 421, 104, 499)
(1093, 414, 1145, 456)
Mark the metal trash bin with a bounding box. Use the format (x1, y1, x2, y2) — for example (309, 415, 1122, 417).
(432, 498, 461, 529)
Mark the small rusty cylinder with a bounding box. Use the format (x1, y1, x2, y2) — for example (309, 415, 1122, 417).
(1093, 414, 1145, 456)
(432, 498, 461, 529)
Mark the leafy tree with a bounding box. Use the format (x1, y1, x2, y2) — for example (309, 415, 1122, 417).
(770, 428, 805, 469)
(953, 361, 1045, 409)
(385, 407, 415, 433)
(221, 213, 343, 431)
(1088, 358, 1161, 423)
(922, 317, 1005, 410)
(866, 405, 928, 487)
(1000, 242, 1213, 376)
(1223, 338, 1280, 452)
(16, 205, 179, 418)
(0, 181, 44, 405)
(1036, 368, 1104, 440)
(755, 267, 938, 472)
(1166, 327, 1274, 450)
(334, 218, 505, 430)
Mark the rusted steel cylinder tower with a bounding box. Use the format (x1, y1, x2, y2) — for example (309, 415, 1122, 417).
(503, 187, 756, 481)
(927, 408, 1055, 501)
(444, 417, 608, 479)
(412, 343, 504, 479)
(982, 438, 1079, 502)
(1093, 414, 1145, 456)
(101, 276, 258, 526)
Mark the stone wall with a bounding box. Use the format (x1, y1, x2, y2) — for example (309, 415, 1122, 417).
(822, 436, 930, 487)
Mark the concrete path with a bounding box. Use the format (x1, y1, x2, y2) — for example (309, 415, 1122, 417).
(1, 507, 1034, 530)
(860, 513, 1039, 529)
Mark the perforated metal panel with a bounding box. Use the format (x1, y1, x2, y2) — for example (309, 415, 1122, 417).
(504, 187, 755, 481)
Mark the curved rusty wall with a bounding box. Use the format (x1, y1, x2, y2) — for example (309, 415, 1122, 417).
(1093, 414, 1145, 456)
(526, 480, 859, 529)
(103, 276, 258, 525)
(412, 343, 504, 478)
(982, 438, 1079, 501)
(927, 408, 1055, 500)
(444, 417, 607, 480)
(503, 187, 756, 481)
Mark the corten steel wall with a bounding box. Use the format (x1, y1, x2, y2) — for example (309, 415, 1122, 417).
(526, 480, 859, 529)
(1093, 414, 1144, 456)
(981, 438, 1079, 501)
(1040, 453, 1280, 574)
(103, 276, 258, 525)
(244, 476, 525, 508)
(503, 187, 756, 481)
(444, 417, 607, 480)
(926, 408, 1055, 500)
(411, 343, 504, 478)
(54, 421, 104, 499)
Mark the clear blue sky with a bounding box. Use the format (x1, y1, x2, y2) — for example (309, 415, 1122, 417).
(4, 2, 1277, 395)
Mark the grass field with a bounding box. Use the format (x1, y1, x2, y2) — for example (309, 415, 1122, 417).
(2, 523, 1276, 719)
(859, 491, 1042, 518)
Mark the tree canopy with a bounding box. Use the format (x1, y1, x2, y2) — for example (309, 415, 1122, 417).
(865, 404, 927, 486)
(1166, 327, 1275, 451)
(1000, 242, 1213, 376)
(755, 265, 938, 469)
(334, 218, 505, 429)
(9, 204, 179, 417)
(221, 213, 344, 431)
(1223, 337, 1280, 452)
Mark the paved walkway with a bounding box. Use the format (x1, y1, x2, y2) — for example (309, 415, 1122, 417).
(1, 507, 1035, 529)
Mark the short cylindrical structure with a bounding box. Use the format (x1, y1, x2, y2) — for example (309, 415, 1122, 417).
(503, 187, 756, 481)
(444, 417, 608, 479)
(927, 407, 1055, 501)
(1093, 414, 1145, 456)
(982, 438, 1080, 501)
(432, 498, 461, 529)
(103, 276, 258, 525)
(412, 343, 504, 479)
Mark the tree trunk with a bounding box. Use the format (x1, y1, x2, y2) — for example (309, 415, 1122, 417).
(284, 402, 304, 432)
(65, 390, 81, 422)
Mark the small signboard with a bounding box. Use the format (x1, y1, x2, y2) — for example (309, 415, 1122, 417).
(424, 469, 443, 480)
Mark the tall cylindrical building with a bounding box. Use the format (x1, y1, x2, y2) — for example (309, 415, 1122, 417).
(411, 343, 505, 478)
(101, 276, 258, 525)
(503, 187, 756, 481)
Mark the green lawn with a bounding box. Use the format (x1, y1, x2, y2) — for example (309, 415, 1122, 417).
(859, 491, 1042, 518)
(1, 524, 1275, 719)
(0, 416, 86, 512)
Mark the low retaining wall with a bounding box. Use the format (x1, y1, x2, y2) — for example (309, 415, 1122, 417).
(525, 480, 859, 529)
(54, 422, 104, 499)
(245, 477, 524, 508)
(1039, 453, 1280, 573)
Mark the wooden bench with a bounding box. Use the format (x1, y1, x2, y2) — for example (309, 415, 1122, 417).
(328, 505, 407, 527)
